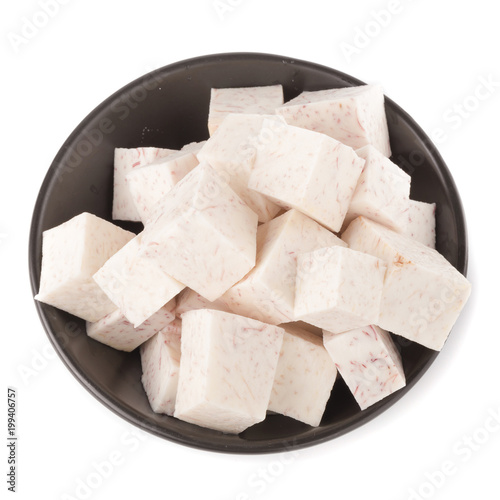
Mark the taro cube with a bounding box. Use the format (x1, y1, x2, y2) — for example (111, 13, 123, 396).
(141, 162, 258, 302)
(174, 309, 284, 434)
(208, 85, 284, 135)
(276, 85, 391, 156)
(175, 288, 231, 317)
(342, 216, 471, 350)
(35, 212, 134, 322)
(223, 209, 346, 325)
(113, 147, 175, 221)
(197, 114, 285, 222)
(86, 298, 176, 352)
(344, 145, 410, 231)
(93, 233, 185, 327)
(247, 121, 364, 232)
(140, 318, 182, 415)
(180, 140, 207, 154)
(323, 325, 406, 410)
(404, 200, 436, 248)
(126, 149, 199, 224)
(268, 324, 337, 426)
(294, 245, 386, 333)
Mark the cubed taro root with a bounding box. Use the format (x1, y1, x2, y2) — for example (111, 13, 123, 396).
(269, 324, 337, 426)
(223, 209, 346, 325)
(344, 145, 410, 232)
(86, 298, 176, 352)
(93, 233, 185, 327)
(140, 162, 258, 302)
(323, 325, 405, 410)
(140, 318, 182, 415)
(208, 85, 284, 135)
(126, 149, 199, 224)
(404, 200, 436, 249)
(174, 309, 284, 434)
(197, 114, 284, 222)
(36, 212, 134, 322)
(342, 216, 471, 350)
(276, 85, 391, 156)
(175, 288, 231, 317)
(294, 245, 386, 333)
(113, 147, 175, 221)
(248, 120, 364, 232)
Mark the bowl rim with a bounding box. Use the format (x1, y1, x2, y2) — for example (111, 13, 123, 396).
(29, 51, 468, 454)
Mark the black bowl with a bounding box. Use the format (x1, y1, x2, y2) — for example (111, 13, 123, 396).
(29, 52, 468, 453)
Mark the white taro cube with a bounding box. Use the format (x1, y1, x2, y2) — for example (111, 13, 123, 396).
(247, 120, 365, 232)
(86, 298, 176, 352)
(344, 145, 410, 231)
(404, 200, 436, 248)
(126, 150, 199, 224)
(140, 162, 258, 302)
(197, 114, 285, 222)
(342, 216, 471, 350)
(268, 324, 337, 426)
(294, 245, 387, 333)
(112, 147, 175, 221)
(180, 140, 207, 154)
(175, 288, 231, 317)
(208, 85, 284, 135)
(323, 325, 406, 410)
(35, 212, 134, 322)
(174, 309, 284, 434)
(93, 233, 185, 327)
(140, 318, 182, 415)
(222, 209, 346, 325)
(276, 85, 391, 156)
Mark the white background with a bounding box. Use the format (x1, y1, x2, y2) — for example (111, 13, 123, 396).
(2, 1, 499, 499)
